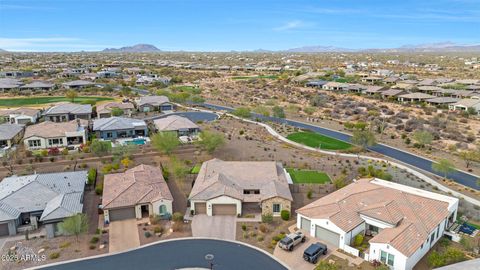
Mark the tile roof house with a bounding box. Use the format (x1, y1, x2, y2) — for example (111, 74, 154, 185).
(296, 178, 458, 270)
(92, 117, 148, 140)
(102, 164, 173, 223)
(448, 98, 480, 114)
(23, 119, 87, 150)
(0, 171, 86, 238)
(0, 123, 24, 149)
(0, 107, 41, 124)
(153, 115, 200, 137)
(189, 159, 293, 216)
(44, 103, 92, 122)
(62, 80, 94, 89)
(96, 102, 135, 118)
(20, 81, 55, 91)
(135, 95, 173, 113)
(397, 93, 435, 103)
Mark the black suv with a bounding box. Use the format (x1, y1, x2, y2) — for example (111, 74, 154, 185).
(303, 242, 327, 264)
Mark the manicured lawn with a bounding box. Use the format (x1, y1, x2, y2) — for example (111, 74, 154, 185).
(191, 164, 202, 174)
(0, 96, 114, 107)
(286, 168, 331, 184)
(286, 131, 352, 150)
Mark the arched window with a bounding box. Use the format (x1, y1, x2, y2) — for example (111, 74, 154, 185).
(159, 205, 167, 215)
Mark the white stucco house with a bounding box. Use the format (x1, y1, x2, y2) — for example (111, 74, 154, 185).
(102, 164, 173, 223)
(23, 119, 87, 150)
(296, 178, 458, 270)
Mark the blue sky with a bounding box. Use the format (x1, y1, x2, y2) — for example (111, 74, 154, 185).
(0, 0, 479, 51)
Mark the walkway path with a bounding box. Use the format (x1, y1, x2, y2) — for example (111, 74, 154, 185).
(202, 103, 479, 190)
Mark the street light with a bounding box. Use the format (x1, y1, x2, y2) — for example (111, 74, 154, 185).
(205, 254, 215, 270)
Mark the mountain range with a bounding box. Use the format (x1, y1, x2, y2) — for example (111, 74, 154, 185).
(282, 42, 480, 53)
(102, 44, 161, 53)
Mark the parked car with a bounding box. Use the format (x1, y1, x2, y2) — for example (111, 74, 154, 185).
(303, 242, 327, 264)
(278, 231, 306, 251)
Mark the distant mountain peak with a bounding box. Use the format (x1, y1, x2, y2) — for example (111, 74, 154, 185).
(102, 44, 161, 53)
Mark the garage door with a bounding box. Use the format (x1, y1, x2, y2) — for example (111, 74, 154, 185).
(315, 225, 340, 247)
(195, 202, 207, 214)
(300, 217, 311, 232)
(109, 207, 136, 222)
(212, 204, 236, 215)
(0, 223, 9, 236)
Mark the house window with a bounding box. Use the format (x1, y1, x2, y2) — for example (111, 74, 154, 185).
(48, 138, 63, 145)
(273, 204, 281, 214)
(106, 132, 113, 138)
(437, 226, 440, 239)
(430, 232, 436, 243)
(28, 139, 41, 147)
(380, 250, 395, 266)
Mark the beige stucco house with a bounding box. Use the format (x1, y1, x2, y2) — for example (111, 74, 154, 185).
(102, 164, 173, 223)
(189, 159, 293, 216)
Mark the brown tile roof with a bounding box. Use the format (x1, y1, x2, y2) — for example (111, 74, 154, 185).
(189, 159, 293, 202)
(102, 164, 173, 209)
(24, 119, 87, 139)
(153, 115, 199, 131)
(296, 178, 450, 256)
(96, 102, 134, 114)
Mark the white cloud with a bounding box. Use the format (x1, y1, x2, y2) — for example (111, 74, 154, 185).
(274, 20, 310, 31)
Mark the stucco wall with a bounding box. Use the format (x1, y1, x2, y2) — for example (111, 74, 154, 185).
(296, 214, 347, 248)
(152, 199, 173, 216)
(261, 197, 291, 216)
(206, 196, 241, 216)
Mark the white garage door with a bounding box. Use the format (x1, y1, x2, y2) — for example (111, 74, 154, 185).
(315, 225, 340, 247)
(300, 217, 311, 232)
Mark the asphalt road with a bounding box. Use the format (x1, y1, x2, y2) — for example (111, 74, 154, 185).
(202, 103, 479, 190)
(39, 239, 287, 270)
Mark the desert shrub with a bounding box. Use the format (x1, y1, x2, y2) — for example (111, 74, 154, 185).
(241, 224, 247, 231)
(144, 231, 152, 238)
(172, 212, 184, 222)
(171, 222, 182, 232)
(95, 183, 103, 195)
(89, 245, 96, 250)
(90, 236, 99, 244)
(59, 242, 71, 249)
(257, 235, 264, 242)
(307, 189, 313, 199)
(261, 214, 273, 224)
(259, 224, 268, 233)
(153, 226, 164, 234)
(49, 252, 60, 259)
(315, 260, 338, 270)
(354, 234, 364, 246)
(280, 210, 290, 221)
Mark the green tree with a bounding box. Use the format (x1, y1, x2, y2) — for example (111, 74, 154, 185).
(351, 130, 376, 150)
(59, 213, 88, 242)
(168, 157, 189, 180)
(198, 130, 225, 153)
(253, 105, 270, 117)
(90, 139, 112, 157)
(232, 107, 251, 118)
(432, 159, 455, 179)
(272, 106, 285, 118)
(412, 130, 434, 148)
(151, 132, 180, 155)
(66, 90, 77, 103)
(110, 107, 124, 116)
(459, 150, 480, 168)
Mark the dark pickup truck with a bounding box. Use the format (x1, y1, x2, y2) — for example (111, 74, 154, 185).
(303, 242, 328, 264)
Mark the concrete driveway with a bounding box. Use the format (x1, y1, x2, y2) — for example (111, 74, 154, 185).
(191, 214, 236, 240)
(274, 236, 333, 270)
(109, 219, 140, 253)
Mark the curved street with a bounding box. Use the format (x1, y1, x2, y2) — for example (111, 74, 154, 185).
(38, 239, 287, 270)
(202, 103, 479, 190)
